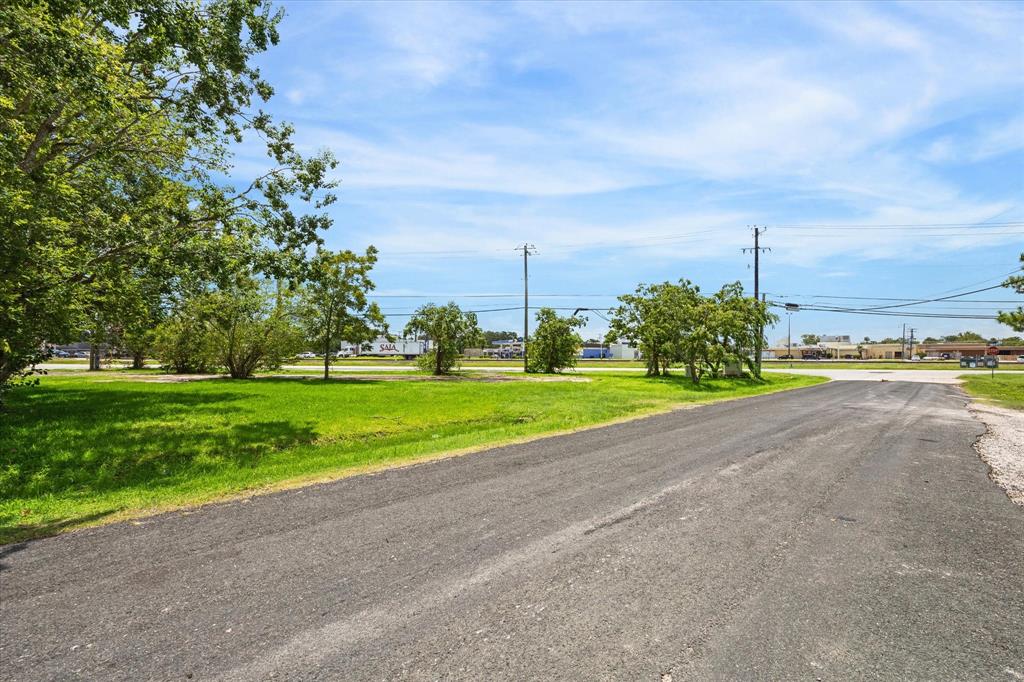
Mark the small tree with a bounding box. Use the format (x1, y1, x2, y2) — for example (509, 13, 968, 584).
(298, 247, 386, 380)
(607, 281, 699, 376)
(528, 308, 585, 373)
(801, 334, 820, 346)
(404, 303, 482, 375)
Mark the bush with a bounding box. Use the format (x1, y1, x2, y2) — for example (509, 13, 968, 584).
(416, 349, 459, 374)
(153, 284, 303, 377)
(152, 312, 218, 374)
(204, 288, 303, 379)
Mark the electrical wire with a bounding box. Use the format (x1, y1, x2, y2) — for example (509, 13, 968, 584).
(763, 293, 1022, 303)
(380, 305, 525, 318)
(367, 293, 618, 299)
(858, 284, 1013, 311)
(769, 302, 999, 320)
(772, 221, 1024, 230)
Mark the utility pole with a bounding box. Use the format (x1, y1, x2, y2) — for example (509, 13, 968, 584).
(742, 226, 770, 376)
(517, 243, 536, 373)
(902, 323, 907, 361)
(908, 327, 917, 359)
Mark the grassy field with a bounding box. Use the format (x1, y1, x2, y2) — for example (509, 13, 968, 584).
(0, 372, 824, 543)
(960, 374, 1024, 410)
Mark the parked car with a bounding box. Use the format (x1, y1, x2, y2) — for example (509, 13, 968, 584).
(1017, 355, 1024, 364)
(296, 351, 317, 359)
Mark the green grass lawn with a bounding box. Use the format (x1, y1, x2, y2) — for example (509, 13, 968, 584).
(0, 372, 824, 543)
(960, 373, 1024, 410)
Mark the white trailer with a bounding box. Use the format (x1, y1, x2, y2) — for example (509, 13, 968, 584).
(354, 337, 426, 359)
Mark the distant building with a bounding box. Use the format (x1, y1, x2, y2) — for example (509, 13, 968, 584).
(764, 342, 905, 360)
(492, 339, 523, 359)
(608, 343, 639, 360)
(820, 335, 851, 343)
(917, 342, 1024, 359)
(579, 342, 610, 359)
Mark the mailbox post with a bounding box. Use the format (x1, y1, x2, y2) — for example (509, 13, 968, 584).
(986, 345, 1000, 376)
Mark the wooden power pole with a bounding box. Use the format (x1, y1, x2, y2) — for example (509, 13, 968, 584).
(743, 227, 770, 375)
(517, 244, 536, 372)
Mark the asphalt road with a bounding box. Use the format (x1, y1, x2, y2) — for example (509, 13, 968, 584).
(2, 381, 1022, 680)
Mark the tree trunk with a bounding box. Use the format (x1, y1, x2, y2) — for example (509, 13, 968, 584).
(88, 343, 100, 371)
(646, 351, 660, 376)
(132, 351, 145, 370)
(323, 338, 330, 381)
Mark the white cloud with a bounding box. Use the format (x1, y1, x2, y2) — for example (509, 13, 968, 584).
(292, 125, 651, 197)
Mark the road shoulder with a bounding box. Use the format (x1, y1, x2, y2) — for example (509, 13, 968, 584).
(968, 401, 1024, 506)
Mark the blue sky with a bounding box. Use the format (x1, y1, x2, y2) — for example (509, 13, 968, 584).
(239, 0, 1024, 342)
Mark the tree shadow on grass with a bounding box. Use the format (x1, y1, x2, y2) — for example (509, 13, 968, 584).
(615, 371, 766, 393)
(0, 385, 318, 509)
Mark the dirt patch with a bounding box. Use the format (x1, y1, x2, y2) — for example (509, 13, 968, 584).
(90, 373, 220, 383)
(269, 373, 591, 383)
(969, 402, 1024, 506)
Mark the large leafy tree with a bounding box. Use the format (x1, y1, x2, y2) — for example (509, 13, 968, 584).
(997, 255, 1024, 332)
(404, 303, 482, 376)
(0, 0, 336, 397)
(298, 247, 386, 380)
(705, 282, 776, 378)
(528, 308, 585, 374)
(607, 280, 699, 376)
(608, 279, 771, 383)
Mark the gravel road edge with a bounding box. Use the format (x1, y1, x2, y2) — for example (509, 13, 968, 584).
(969, 401, 1024, 506)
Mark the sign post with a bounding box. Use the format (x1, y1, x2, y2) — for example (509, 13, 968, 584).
(987, 346, 999, 377)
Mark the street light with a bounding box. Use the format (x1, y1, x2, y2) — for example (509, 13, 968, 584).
(783, 304, 799, 367)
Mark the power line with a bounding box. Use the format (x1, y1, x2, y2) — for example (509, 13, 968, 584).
(380, 306, 524, 318)
(768, 304, 999, 320)
(367, 293, 618, 299)
(773, 221, 1024, 230)
(859, 284, 1011, 311)
(770, 230, 1024, 237)
(763, 293, 1022, 303)
(931, 268, 1024, 296)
